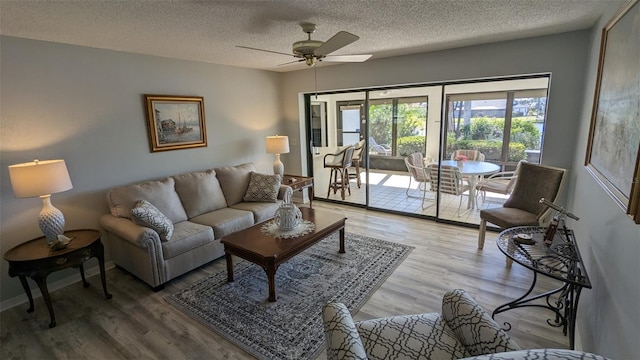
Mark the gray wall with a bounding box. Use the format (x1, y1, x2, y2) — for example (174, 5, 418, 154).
(0, 36, 283, 301)
(568, 5, 640, 359)
(2, 7, 638, 356)
(281, 26, 637, 358)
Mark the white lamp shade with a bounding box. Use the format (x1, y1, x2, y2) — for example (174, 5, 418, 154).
(8, 159, 73, 198)
(265, 135, 290, 154)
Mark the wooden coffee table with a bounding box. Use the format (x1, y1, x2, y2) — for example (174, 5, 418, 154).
(221, 207, 346, 302)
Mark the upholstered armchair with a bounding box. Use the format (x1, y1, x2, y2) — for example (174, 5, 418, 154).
(323, 289, 520, 360)
(477, 162, 566, 250)
(323, 289, 609, 360)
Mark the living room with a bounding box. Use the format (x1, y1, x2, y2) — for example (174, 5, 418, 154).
(1, 1, 638, 359)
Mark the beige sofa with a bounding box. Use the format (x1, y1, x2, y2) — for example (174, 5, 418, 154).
(99, 163, 289, 290)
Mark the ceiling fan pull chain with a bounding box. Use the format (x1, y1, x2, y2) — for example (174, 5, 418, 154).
(314, 65, 318, 99)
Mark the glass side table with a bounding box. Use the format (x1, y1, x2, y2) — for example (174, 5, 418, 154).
(494, 226, 592, 350)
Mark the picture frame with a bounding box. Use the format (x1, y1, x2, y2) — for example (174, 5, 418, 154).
(585, 0, 640, 224)
(144, 95, 207, 152)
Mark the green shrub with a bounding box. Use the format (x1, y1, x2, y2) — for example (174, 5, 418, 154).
(397, 135, 426, 156)
(446, 139, 526, 162)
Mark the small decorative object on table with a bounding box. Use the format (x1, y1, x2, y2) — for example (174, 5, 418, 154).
(50, 234, 73, 250)
(454, 154, 467, 167)
(274, 187, 302, 230)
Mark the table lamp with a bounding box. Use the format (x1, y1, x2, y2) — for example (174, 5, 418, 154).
(266, 135, 290, 176)
(8, 159, 73, 245)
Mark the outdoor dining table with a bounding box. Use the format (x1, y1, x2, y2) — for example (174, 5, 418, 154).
(440, 160, 500, 209)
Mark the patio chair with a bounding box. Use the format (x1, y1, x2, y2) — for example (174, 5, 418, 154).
(404, 152, 432, 209)
(477, 162, 567, 253)
(476, 160, 525, 205)
(428, 163, 471, 217)
(451, 149, 485, 161)
(324, 146, 355, 200)
(349, 140, 366, 188)
(369, 136, 391, 156)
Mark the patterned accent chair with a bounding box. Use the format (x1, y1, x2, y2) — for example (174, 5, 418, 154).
(323, 289, 609, 360)
(323, 289, 520, 360)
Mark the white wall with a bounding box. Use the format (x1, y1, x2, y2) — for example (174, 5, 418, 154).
(568, 4, 640, 359)
(282, 27, 638, 357)
(0, 36, 283, 301)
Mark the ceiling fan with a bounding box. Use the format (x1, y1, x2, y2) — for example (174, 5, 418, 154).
(237, 22, 372, 67)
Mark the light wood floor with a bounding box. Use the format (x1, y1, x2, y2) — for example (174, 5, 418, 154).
(1, 202, 569, 359)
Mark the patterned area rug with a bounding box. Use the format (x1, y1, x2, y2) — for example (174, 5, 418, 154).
(166, 232, 413, 360)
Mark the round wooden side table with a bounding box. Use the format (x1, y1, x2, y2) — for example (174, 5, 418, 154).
(3, 228, 112, 328)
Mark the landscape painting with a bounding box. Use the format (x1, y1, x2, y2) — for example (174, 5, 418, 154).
(144, 95, 207, 152)
(585, 0, 640, 223)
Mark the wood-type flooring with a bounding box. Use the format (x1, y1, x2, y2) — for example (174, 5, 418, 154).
(1, 202, 570, 359)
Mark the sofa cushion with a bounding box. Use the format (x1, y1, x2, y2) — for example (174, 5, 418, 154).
(243, 172, 282, 202)
(173, 169, 228, 218)
(130, 200, 174, 241)
(357, 312, 468, 360)
(189, 208, 255, 239)
(161, 221, 214, 260)
(231, 201, 282, 224)
(215, 163, 256, 206)
(106, 177, 188, 223)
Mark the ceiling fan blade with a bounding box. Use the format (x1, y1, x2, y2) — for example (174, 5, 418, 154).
(314, 31, 359, 56)
(323, 54, 372, 63)
(277, 59, 304, 66)
(236, 45, 293, 57)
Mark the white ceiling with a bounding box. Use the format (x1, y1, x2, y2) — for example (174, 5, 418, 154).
(0, 0, 621, 73)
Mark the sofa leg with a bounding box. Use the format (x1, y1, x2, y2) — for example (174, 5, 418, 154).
(478, 220, 486, 249)
(151, 284, 165, 292)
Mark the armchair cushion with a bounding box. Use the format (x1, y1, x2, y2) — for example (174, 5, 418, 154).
(479, 207, 539, 229)
(357, 312, 468, 360)
(243, 172, 282, 202)
(130, 200, 174, 241)
(442, 289, 520, 356)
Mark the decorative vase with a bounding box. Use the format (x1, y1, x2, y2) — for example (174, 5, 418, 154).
(274, 187, 302, 231)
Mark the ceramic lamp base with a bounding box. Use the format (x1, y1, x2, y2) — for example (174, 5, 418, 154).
(273, 154, 284, 176)
(38, 195, 65, 244)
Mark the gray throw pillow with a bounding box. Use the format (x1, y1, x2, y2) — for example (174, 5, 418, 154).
(130, 199, 174, 241)
(243, 172, 282, 202)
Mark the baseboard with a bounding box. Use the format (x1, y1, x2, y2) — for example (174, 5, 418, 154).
(0, 261, 116, 312)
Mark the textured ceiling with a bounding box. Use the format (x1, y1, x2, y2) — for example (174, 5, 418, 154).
(0, 0, 621, 72)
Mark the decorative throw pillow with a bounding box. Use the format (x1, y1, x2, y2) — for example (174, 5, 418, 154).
(243, 172, 282, 202)
(130, 199, 174, 241)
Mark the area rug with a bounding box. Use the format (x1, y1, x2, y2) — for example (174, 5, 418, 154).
(165, 232, 413, 360)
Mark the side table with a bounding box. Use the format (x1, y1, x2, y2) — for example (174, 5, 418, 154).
(3, 228, 112, 328)
(494, 226, 591, 349)
(282, 174, 314, 208)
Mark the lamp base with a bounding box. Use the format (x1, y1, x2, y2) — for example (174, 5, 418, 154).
(273, 154, 284, 177)
(38, 195, 65, 244)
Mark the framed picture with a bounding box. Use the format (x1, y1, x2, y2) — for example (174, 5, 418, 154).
(144, 95, 207, 152)
(585, 0, 640, 224)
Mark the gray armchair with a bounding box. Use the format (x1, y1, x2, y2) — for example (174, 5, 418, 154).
(477, 162, 566, 250)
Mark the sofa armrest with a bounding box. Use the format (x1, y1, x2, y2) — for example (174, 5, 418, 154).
(99, 214, 161, 248)
(322, 302, 368, 360)
(278, 184, 292, 200)
(442, 289, 521, 356)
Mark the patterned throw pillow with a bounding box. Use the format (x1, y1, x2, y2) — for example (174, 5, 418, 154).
(130, 199, 174, 241)
(243, 172, 282, 202)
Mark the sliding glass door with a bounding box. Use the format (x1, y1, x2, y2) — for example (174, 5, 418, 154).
(304, 75, 550, 226)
